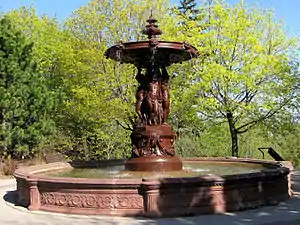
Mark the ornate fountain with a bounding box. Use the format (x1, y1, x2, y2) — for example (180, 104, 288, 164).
(105, 15, 198, 171)
(13, 15, 293, 218)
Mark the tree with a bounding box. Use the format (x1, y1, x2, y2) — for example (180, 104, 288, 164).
(4, 7, 78, 157)
(173, 1, 299, 157)
(6, 6, 74, 109)
(58, 0, 177, 160)
(178, 0, 200, 20)
(4, 1, 180, 160)
(0, 17, 58, 158)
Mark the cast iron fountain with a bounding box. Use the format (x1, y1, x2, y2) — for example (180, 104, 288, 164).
(13, 15, 293, 217)
(105, 15, 198, 172)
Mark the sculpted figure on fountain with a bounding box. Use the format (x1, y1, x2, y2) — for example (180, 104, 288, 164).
(135, 64, 170, 126)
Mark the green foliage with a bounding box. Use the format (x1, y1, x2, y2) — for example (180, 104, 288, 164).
(56, 0, 176, 160)
(176, 119, 300, 167)
(172, 0, 300, 156)
(6, 6, 75, 105)
(0, 17, 58, 158)
(176, 122, 231, 157)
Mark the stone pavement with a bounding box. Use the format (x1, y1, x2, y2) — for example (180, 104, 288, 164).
(0, 173, 299, 225)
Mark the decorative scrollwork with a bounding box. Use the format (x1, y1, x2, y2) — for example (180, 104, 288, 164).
(40, 192, 143, 209)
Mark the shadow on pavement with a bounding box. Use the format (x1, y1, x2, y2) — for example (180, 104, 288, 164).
(3, 190, 20, 206)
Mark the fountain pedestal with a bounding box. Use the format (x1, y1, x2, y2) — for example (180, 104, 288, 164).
(125, 156, 182, 171)
(126, 124, 182, 171)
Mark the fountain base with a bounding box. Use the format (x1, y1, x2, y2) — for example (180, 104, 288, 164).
(125, 156, 182, 171)
(130, 124, 177, 158)
(13, 158, 293, 217)
(129, 124, 181, 171)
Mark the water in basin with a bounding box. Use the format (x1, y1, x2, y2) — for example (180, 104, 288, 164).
(45, 161, 277, 179)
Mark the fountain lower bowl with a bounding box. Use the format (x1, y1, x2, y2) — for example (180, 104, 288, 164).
(14, 157, 292, 217)
(125, 156, 182, 171)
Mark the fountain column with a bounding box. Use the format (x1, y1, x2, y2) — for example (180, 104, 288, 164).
(126, 16, 182, 171)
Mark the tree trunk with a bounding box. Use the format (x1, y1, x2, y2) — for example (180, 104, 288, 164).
(226, 111, 238, 157)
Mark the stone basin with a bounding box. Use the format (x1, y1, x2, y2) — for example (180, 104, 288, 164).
(13, 157, 292, 217)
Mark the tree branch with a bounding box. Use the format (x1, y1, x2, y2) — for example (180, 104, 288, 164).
(236, 99, 290, 133)
(115, 119, 133, 131)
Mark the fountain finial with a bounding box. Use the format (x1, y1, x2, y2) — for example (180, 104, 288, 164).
(142, 12, 162, 39)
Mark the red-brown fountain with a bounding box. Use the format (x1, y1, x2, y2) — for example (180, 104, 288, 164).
(105, 15, 198, 172)
(13, 15, 293, 218)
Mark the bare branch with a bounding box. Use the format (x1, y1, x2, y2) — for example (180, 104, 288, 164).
(236, 99, 290, 133)
(115, 119, 133, 131)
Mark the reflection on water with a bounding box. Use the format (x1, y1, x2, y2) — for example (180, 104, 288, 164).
(45, 161, 274, 179)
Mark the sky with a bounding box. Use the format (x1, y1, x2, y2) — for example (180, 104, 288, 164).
(0, 0, 299, 37)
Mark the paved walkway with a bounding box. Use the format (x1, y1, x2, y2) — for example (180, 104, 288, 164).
(0, 173, 299, 225)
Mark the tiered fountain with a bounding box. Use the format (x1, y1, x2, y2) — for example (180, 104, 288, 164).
(105, 15, 198, 172)
(14, 15, 293, 217)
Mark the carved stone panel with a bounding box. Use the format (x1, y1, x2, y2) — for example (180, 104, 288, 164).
(40, 192, 143, 210)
